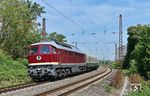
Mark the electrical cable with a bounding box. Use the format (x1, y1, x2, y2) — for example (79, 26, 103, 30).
(42, 0, 86, 32)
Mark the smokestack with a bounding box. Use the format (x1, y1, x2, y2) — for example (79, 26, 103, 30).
(41, 18, 46, 41)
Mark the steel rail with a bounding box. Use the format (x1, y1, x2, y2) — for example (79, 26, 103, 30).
(35, 67, 111, 96)
(0, 81, 50, 94)
(59, 67, 112, 96)
(0, 68, 100, 94)
(0, 82, 37, 94)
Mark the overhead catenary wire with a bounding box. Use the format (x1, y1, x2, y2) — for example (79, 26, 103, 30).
(42, 0, 107, 38)
(42, 0, 87, 33)
(41, 0, 113, 60)
(91, 34, 112, 60)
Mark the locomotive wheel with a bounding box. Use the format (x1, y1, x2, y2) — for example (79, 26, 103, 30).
(62, 69, 67, 77)
(56, 69, 63, 79)
(65, 69, 70, 76)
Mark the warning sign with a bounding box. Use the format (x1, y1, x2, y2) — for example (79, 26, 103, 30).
(130, 83, 141, 92)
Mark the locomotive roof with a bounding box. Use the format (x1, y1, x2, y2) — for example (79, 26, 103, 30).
(31, 41, 84, 54)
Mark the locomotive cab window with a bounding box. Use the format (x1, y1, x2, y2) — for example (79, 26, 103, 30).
(30, 47, 38, 54)
(40, 46, 50, 54)
(52, 47, 57, 54)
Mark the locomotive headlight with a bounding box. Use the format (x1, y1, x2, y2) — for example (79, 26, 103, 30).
(28, 69, 33, 75)
(37, 68, 42, 74)
(37, 68, 42, 71)
(28, 66, 32, 70)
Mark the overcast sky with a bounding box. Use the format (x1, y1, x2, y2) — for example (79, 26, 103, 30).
(32, 0, 150, 60)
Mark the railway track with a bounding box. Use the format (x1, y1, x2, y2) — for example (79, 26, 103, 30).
(0, 71, 93, 95)
(35, 67, 112, 96)
(0, 81, 50, 95)
(0, 73, 83, 94)
(0, 66, 111, 96)
(0, 82, 36, 94)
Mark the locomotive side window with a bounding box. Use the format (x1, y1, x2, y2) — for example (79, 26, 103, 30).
(40, 46, 50, 54)
(30, 47, 38, 54)
(52, 47, 57, 54)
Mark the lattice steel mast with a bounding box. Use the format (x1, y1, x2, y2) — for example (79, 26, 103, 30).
(118, 14, 123, 60)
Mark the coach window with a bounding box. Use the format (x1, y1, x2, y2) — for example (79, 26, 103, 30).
(40, 46, 50, 54)
(52, 47, 57, 54)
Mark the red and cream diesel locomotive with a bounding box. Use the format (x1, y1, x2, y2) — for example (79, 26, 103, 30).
(27, 40, 99, 80)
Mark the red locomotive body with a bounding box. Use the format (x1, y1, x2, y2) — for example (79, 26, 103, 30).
(27, 40, 86, 80)
(28, 41, 86, 65)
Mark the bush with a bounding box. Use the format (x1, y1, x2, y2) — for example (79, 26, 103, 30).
(110, 70, 124, 88)
(129, 81, 150, 96)
(111, 60, 122, 69)
(105, 85, 112, 93)
(129, 74, 142, 84)
(0, 50, 31, 88)
(128, 60, 138, 74)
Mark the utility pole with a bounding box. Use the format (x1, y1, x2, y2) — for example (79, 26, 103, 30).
(118, 14, 123, 61)
(107, 42, 117, 63)
(41, 18, 46, 41)
(115, 43, 117, 62)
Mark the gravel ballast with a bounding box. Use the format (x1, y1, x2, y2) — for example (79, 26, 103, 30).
(69, 69, 116, 96)
(69, 69, 130, 96)
(0, 66, 106, 96)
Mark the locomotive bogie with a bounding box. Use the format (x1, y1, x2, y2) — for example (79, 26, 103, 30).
(28, 64, 86, 80)
(28, 65, 55, 79)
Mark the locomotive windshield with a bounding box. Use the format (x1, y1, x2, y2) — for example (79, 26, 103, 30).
(40, 46, 50, 54)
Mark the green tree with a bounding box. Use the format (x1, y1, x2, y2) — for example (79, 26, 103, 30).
(132, 25, 150, 79)
(123, 25, 143, 69)
(123, 24, 150, 79)
(47, 32, 67, 43)
(0, 0, 44, 59)
(26, 0, 45, 20)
